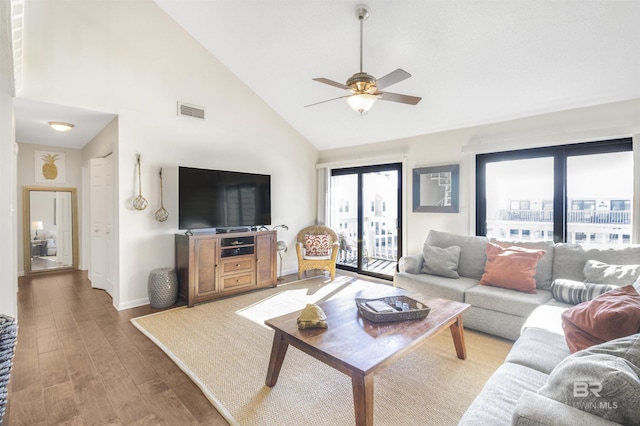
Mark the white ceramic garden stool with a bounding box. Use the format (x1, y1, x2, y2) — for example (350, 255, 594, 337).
(148, 267, 178, 308)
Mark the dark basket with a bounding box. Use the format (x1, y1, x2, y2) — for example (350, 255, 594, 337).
(355, 295, 430, 323)
(0, 315, 18, 424)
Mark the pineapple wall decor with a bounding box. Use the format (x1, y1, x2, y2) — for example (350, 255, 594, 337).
(35, 151, 66, 183)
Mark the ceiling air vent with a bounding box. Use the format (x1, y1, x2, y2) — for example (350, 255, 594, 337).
(177, 102, 205, 120)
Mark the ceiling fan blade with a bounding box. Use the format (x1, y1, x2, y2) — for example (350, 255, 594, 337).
(375, 69, 411, 90)
(377, 91, 422, 105)
(304, 95, 350, 108)
(312, 78, 350, 90)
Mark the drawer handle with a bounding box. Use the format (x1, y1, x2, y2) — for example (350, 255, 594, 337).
(236, 279, 240, 283)
(235, 263, 240, 268)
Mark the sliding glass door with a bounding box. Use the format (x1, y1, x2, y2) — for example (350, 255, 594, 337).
(329, 163, 402, 279)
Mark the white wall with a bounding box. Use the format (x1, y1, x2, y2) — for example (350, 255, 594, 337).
(0, 0, 18, 318)
(20, 0, 318, 309)
(319, 99, 640, 256)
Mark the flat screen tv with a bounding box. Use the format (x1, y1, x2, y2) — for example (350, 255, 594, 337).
(178, 166, 271, 230)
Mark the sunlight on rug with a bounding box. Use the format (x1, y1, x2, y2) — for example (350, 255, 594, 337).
(131, 276, 512, 426)
(236, 275, 373, 328)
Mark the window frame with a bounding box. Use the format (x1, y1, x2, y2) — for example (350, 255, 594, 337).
(476, 138, 633, 242)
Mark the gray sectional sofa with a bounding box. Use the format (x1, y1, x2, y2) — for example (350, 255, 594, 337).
(394, 230, 640, 341)
(393, 230, 640, 425)
(460, 302, 640, 425)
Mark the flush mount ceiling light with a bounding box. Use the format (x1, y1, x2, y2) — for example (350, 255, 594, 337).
(48, 121, 75, 132)
(305, 4, 421, 115)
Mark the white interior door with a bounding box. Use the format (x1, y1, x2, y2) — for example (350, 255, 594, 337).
(104, 156, 114, 295)
(56, 191, 73, 265)
(89, 157, 108, 292)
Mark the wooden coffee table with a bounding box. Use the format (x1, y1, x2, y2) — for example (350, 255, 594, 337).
(264, 285, 470, 426)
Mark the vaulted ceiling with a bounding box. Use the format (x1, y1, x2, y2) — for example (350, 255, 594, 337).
(154, 0, 640, 150)
(14, 1, 640, 150)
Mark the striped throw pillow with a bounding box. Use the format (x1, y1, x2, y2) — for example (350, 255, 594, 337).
(551, 279, 614, 305)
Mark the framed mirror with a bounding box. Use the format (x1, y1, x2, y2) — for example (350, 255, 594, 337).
(412, 164, 460, 213)
(23, 186, 79, 274)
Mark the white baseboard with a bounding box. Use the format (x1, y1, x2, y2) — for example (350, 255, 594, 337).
(114, 297, 149, 311)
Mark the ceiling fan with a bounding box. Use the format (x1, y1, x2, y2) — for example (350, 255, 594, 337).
(306, 4, 422, 114)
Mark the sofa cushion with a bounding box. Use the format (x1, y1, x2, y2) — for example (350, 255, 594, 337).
(458, 362, 549, 426)
(479, 243, 546, 294)
(421, 243, 461, 278)
(551, 278, 614, 305)
(538, 333, 640, 425)
(583, 259, 640, 285)
(491, 239, 555, 290)
(522, 304, 569, 336)
(552, 243, 640, 282)
(505, 327, 571, 375)
(562, 285, 640, 353)
(425, 230, 488, 280)
(393, 272, 477, 303)
(465, 284, 552, 318)
(464, 307, 528, 341)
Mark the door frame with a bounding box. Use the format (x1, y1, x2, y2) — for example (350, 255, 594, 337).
(330, 162, 403, 280)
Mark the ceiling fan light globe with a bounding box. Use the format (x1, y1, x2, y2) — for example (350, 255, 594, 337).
(346, 93, 378, 113)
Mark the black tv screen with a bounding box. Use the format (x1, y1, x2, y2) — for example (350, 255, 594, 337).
(178, 167, 271, 230)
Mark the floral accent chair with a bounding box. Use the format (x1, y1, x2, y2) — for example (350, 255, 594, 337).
(295, 225, 340, 281)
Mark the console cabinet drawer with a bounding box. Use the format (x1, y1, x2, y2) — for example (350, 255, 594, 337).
(220, 257, 254, 274)
(221, 273, 255, 291)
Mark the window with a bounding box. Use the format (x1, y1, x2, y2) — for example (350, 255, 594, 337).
(477, 138, 633, 245)
(571, 200, 595, 211)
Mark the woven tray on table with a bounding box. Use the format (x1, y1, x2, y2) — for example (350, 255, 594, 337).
(355, 295, 430, 323)
(0, 315, 18, 424)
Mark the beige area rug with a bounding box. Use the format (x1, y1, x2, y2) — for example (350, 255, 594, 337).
(131, 276, 513, 426)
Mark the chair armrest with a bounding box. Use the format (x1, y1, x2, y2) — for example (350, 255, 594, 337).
(295, 242, 304, 259)
(330, 242, 340, 261)
(398, 254, 424, 274)
(513, 391, 621, 426)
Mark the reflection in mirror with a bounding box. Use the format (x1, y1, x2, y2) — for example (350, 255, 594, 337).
(412, 164, 459, 213)
(23, 187, 78, 274)
(419, 172, 452, 206)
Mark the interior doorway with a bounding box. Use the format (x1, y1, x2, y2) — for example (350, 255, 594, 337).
(329, 163, 402, 279)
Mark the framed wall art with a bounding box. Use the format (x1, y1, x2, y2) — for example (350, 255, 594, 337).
(35, 150, 66, 183)
(412, 164, 459, 213)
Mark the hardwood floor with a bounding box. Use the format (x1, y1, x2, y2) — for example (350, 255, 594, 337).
(5, 270, 298, 426)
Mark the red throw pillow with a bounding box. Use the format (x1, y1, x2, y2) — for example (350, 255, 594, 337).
(479, 242, 545, 294)
(304, 234, 330, 256)
(561, 285, 640, 353)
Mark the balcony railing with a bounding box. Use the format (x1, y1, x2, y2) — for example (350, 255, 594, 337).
(498, 209, 630, 225)
(334, 217, 398, 263)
